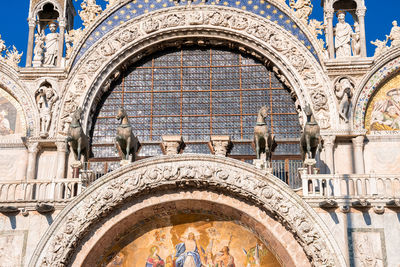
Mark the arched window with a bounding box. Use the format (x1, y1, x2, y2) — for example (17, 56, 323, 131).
(90, 47, 302, 187)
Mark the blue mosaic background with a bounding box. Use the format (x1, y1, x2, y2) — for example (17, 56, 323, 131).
(72, 0, 318, 67)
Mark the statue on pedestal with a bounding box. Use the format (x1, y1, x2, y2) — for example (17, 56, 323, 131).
(115, 108, 140, 163)
(37, 85, 58, 137)
(387, 20, 400, 47)
(300, 105, 322, 165)
(66, 108, 90, 162)
(43, 23, 59, 67)
(334, 11, 354, 58)
(253, 106, 277, 166)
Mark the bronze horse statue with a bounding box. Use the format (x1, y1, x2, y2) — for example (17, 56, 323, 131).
(116, 108, 141, 161)
(254, 106, 277, 161)
(66, 108, 90, 161)
(300, 104, 323, 163)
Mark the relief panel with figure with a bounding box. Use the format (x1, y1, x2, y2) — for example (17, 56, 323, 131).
(0, 89, 26, 136)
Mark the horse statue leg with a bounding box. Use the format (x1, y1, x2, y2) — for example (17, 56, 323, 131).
(77, 138, 82, 161)
(306, 134, 312, 160)
(126, 137, 131, 161)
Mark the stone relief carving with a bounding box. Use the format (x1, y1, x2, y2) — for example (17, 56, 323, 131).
(371, 39, 389, 58)
(289, 0, 313, 23)
(371, 20, 400, 58)
(334, 77, 353, 124)
(37, 158, 337, 267)
(79, 0, 102, 28)
(36, 85, 58, 138)
(65, 28, 84, 59)
(0, 34, 22, 69)
(61, 6, 334, 133)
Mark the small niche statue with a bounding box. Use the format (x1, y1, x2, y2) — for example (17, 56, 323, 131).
(300, 105, 322, 165)
(43, 23, 59, 67)
(116, 108, 141, 162)
(253, 106, 277, 163)
(387, 20, 400, 47)
(37, 85, 58, 137)
(66, 108, 90, 162)
(335, 78, 353, 123)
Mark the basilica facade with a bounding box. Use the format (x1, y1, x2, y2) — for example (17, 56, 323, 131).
(0, 0, 399, 266)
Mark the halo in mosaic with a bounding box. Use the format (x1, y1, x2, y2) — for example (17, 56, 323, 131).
(72, 0, 319, 67)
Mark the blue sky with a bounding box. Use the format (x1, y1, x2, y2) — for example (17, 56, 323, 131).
(0, 0, 399, 65)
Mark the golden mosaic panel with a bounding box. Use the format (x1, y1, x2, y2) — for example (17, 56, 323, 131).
(101, 214, 281, 267)
(365, 74, 400, 132)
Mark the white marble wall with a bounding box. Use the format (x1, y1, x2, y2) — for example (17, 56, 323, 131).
(318, 210, 400, 267)
(364, 136, 400, 174)
(0, 211, 59, 267)
(0, 149, 27, 181)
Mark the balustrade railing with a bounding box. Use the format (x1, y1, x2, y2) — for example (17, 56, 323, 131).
(0, 179, 82, 203)
(302, 173, 400, 198)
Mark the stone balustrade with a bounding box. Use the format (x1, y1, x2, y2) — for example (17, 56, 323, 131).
(301, 173, 400, 198)
(0, 179, 82, 206)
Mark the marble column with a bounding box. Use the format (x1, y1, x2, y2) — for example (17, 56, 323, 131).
(26, 18, 36, 67)
(57, 19, 66, 67)
(26, 142, 40, 180)
(323, 135, 335, 174)
(356, 7, 367, 57)
(56, 141, 67, 179)
(352, 135, 365, 174)
(325, 9, 335, 59)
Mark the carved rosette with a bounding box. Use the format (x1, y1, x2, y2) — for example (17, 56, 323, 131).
(34, 156, 343, 267)
(58, 5, 336, 134)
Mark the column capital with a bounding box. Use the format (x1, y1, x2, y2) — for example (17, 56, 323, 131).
(161, 135, 184, 155)
(356, 7, 367, 17)
(352, 135, 365, 148)
(27, 142, 40, 153)
(210, 135, 232, 157)
(28, 18, 37, 27)
(322, 135, 336, 147)
(56, 141, 68, 152)
(324, 9, 335, 19)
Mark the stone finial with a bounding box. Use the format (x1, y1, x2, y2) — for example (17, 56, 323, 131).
(210, 136, 232, 157)
(161, 135, 184, 155)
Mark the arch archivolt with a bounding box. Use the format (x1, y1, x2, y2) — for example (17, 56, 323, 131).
(30, 155, 346, 266)
(353, 47, 400, 130)
(56, 5, 339, 135)
(0, 63, 38, 136)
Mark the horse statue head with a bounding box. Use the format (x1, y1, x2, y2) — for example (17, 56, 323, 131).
(115, 107, 128, 121)
(256, 105, 269, 125)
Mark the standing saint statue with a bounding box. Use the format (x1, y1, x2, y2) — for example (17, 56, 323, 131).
(37, 86, 58, 137)
(387, 20, 400, 47)
(43, 23, 59, 67)
(334, 11, 354, 58)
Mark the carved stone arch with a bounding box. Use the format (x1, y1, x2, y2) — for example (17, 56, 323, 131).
(31, 0, 62, 17)
(57, 6, 339, 135)
(0, 63, 38, 136)
(66, 0, 326, 70)
(29, 154, 346, 266)
(352, 47, 400, 130)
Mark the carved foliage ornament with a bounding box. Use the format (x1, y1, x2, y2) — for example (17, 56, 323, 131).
(38, 159, 336, 267)
(62, 7, 332, 133)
